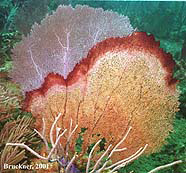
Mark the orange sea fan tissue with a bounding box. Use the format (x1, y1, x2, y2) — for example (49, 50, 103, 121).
(10, 5, 179, 163)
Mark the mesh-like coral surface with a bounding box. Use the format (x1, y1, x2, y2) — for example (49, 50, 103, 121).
(11, 5, 134, 93)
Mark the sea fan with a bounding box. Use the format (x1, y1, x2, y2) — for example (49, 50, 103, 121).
(9, 5, 179, 172)
(10, 5, 134, 93)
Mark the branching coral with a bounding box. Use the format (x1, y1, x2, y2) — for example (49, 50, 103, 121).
(7, 113, 148, 173)
(9, 4, 180, 172)
(0, 79, 22, 112)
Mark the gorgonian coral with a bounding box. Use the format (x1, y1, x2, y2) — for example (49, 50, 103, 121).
(9, 5, 179, 171)
(0, 79, 22, 112)
(11, 5, 134, 92)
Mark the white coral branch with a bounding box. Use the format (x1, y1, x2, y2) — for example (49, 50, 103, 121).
(95, 126, 132, 172)
(90, 144, 112, 173)
(86, 139, 102, 173)
(109, 144, 148, 173)
(50, 112, 62, 147)
(148, 160, 183, 173)
(6, 143, 48, 160)
(6, 113, 79, 173)
(6, 113, 67, 161)
(65, 118, 78, 158)
(34, 128, 49, 153)
(86, 126, 148, 173)
(6, 115, 149, 173)
(65, 153, 77, 172)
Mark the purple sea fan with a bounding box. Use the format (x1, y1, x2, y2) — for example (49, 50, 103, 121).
(10, 5, 134, 93)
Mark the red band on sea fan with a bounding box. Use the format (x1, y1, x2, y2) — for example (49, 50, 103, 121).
(23, 32, 177, 111)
